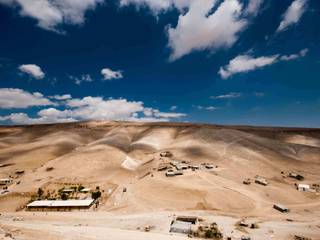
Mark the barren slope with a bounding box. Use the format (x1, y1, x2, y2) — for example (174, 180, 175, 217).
(0, 121, 320, 220)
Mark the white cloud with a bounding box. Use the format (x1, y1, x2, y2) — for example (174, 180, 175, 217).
(101, 68, 123, 80)
(219, 48, 308, 79)
(119, 0, 190, 13)
(280, 48, 308, 61)
(153, 110, 186, 118)
(0, 88, 54, 109)
(277, 0, 308, 32)
(195, 105, 218, 111)
(0, 112, 75, 125)
(167, 0, 248, 61)
(0, 93, 186, 124)
(219, 54, 278, 79)
(18, 64, 45, 79)
(244, 0, 264, 16)
(210, 92, 242, 99)
(205, 106, 217, 111)
(0, 0, 103, 32)
(69, 74, 93, 85)
(170, 105, 177, 111)
(50, 94, 72, 100)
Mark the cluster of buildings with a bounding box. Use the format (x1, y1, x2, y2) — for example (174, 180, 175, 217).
(242, 171, 319, 214)
(169, 216, 222, 239)
(0, 178, 13, 195)
(157, 150, 217, 177)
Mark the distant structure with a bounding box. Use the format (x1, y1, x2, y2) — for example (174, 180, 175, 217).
(170, 216, 198, 234)
(243, 178, 251, 185)
(26, 199, 95, 211)
(160, 151, 172, 157)
(255, 176, 268, 186)
(288, 173, 304, 181)
(0, 178, 12, 185)
(296, 184, 310, 192)
(273, 203, 290, 213)
(166, 169, 183, 177)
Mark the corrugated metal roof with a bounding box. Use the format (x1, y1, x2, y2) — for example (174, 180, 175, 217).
(27, 199, 94, 207)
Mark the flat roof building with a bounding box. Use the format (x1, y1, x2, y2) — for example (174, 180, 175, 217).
(26, 199, 95, 211)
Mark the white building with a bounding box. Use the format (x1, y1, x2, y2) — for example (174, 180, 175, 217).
(26, 199, 95, 211)
(297, 184, 310, 192)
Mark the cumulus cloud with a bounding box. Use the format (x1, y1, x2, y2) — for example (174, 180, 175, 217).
(218, 48, 308, 79)
(277, 0, 308, 32)
(101, 68, 123, 80)
(119, 0, 190, 13)
(69, 74, 93, 85)
(219, 54, 279, 79)
(153, 110, 186, 118)
(244, 0, 264, 16)
(280, 48, 308, 61)
(0, 91, 186, 124)
(167, 0, 248, 61)
(210, 92, 242, 99)
(0, 0, 103, 32)
(195, 105, 218, 111)
(0, 88, 54, 109)
(50, 94, 72, 100)
(170, 105, 177, 111)
(18, 64, 45, 79)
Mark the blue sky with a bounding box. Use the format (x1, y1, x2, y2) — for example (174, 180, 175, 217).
(0, 0, 319, 127)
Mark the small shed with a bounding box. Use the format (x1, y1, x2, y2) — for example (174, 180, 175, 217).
(255, 177, 268, 186)
(176, 164, 188, 170)
(166, 170, 176, 177)
(273, 203, 290, 213)
(160, 151, 172, 157)
(205, 164, 215, 169)
(289, 173, 304, 181)
(190, 165, 200, 170)
(297, 184, 310, 192)
(243, 178, 251, 185)
(165, 169, 183, 177)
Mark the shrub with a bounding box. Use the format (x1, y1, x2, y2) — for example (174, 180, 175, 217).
(37, 188, 44, 197)
(61, 193, 68, 200)
(91, 190, 101, 200)
(78, 185, 85, 192)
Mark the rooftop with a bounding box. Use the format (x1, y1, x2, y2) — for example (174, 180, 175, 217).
(27, 199, 94, 208)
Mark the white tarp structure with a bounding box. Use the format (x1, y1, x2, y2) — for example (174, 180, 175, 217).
(297, 184, 310, 192)
(27, 199, 94, 208)
(170, 220, 193, 234)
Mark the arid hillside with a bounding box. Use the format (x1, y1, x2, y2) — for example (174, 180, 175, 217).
(1, 121, 320, 218)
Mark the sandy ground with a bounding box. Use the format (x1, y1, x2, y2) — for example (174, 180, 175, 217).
(0, 121, 320, 239)
(1, 211, 320, 240)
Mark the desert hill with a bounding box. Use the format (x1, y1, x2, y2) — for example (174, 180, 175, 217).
(0, 121, 320, 218)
